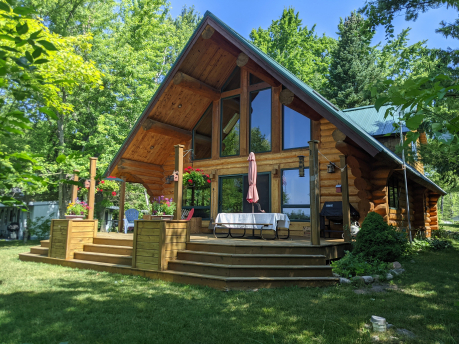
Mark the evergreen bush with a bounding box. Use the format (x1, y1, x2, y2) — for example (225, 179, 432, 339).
(354, 212, 407, 262)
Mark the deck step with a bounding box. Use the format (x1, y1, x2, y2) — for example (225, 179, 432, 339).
(73, 251, 132, 265)
(186, 242, 332, 255)
(93, 237, 133, 247)
(168, 260, 333, 277)
(30, 246, 49, 255)
(176, 250, 327, 265)
(84, 244, 133, 255)
(40, 240, 49, 248)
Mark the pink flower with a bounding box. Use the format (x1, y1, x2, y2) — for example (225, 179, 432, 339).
(207, 179, 211, 183)
(101, 180, 105, 184)
(112, 191, 116, 196)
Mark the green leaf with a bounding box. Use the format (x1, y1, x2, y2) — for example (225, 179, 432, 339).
(0, 45, 18, 52)
(33, 58, 49, 64)
(3, 126, 23, 134)
(37, 40, 57, 51)
(374, 97, 388, 111)
(29, 29, 42, 40)
(32, 47, 42, 58)
(13, 56, 29, 68)
(0, 34, 15, 41)
(39, 106, 57, 120)
(16, 22, 29, 35)
(56, 154, 66, 164)
(15, 40, 27, 47)
(0, 2, 11, 12)
(12, 90, 27, 100)
(405, 115, 424, 130)
(431, 123, 443, 132)
(13, 6, 34, 16)
(25, 50, 33, 63)
(0, 66, 6, 76)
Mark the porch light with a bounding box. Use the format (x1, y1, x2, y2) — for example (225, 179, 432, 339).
(165, 175, 172, 184)
(336, 184, 342, 193)
(298, 155, 305, 177)
(327, 162, 335, 173)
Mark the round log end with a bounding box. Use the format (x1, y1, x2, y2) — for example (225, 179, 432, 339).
(173, 72, 184, 85)
(236, 52, 249, 67)
(201, 25, 215, 39)
(332, 129, 347, 142)
(279, 89, 295, 105)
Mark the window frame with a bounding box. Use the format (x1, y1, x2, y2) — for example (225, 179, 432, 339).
(249, 87, 272, 154)
(192, 104, 213, 161)
(388, 176, 400, 210)
(220, 95, 241, 158)
(281, 105, 312, 151)
(218, 172, 271, 213)
(221, 66, 241, 92)
(281, 168, 311, 222)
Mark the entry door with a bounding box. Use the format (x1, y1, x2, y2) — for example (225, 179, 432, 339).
(218, 173, 270, 213)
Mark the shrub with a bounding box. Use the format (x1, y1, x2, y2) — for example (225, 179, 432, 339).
(353, 212, 407, 262)
(28, 216, 51, 240)
(331, 251, 390, 278)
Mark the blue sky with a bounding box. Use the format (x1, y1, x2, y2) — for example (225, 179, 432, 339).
(169, 0, 458, 50)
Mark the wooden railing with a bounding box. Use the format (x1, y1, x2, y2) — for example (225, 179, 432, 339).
(132, 220, 190, 271)
(48, 220, 98, 260)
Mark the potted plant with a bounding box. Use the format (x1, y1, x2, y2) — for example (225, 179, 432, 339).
(65, 199, 90, 220)
(150, 196, 176, 220)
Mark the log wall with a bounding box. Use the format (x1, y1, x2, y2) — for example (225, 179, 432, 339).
(132, 220, 189, 271)
(48, 220, 97, 260)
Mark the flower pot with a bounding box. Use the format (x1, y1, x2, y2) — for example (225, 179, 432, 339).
(65, 215, 86, 220)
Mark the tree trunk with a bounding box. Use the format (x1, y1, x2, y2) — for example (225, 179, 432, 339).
(57, 110, 66, 219)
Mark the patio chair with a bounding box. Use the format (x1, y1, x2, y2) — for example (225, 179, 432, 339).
(123, 209, 139, 234)
(181, 208, 194, 221)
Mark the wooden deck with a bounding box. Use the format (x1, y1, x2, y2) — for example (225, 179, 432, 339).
(19, 232, 351, 290)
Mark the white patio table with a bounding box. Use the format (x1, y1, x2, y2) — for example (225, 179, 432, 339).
(214, 213, 290, 240)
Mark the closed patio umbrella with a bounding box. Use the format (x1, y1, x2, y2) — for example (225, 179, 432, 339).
(246, 152, 259, 211)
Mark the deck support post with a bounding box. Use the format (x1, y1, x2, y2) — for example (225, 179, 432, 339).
(88, 158, 97, 220)
(174, 144, 184, 220)
(309, 140, 320, 245)
(340, 155, 351, 242)
(71, 170, 79, 203)
(118, 177, 126, 233)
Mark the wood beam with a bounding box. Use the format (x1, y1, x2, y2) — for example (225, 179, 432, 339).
(309, 140, 320, 245)
(335, 141, 371, 161)
(88, 158, 97, 220)
(279, 89, 322, 121)
(194, 133, 212, 144)
(174, 145, 184, 220)
(118, 159, 163, 173)
(141, 119, 192, 140)
(173, 72, 220, 101)
(237, 53, 281, 88)
(118, 177, 126, 233)
(117, 166, 163, 179)
(340, 155, 351, 242)
(211, 100, 220, 160)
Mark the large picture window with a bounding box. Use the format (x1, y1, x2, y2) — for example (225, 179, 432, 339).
(388, 176, 400, 209)
(221, 96, 240, 157)
(219, 173, 270, 214)
(283, 106, 311, 150)
(193, 105, 212, 160)
(183, 184, 211, 220)
(250, 88, 271, 153)
(281, 169, 310, 221)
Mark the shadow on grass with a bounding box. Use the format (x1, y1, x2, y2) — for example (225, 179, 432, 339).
(0, 247, 458, 343)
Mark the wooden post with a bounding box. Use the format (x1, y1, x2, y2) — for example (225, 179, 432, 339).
(118, 176, 126, 233)
(309, 140, 320, 245)
(71, 170, 79, 203)
(340, 155, 351, 242)
(240, 68, 249, 157)
(174, 144, 184, 220)
(87, 158, 97, 220)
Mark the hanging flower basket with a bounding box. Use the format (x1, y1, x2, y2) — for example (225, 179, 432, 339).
(183, 167, 211, 189)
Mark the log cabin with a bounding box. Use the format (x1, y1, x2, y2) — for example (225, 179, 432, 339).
(19, 12, 446, 289)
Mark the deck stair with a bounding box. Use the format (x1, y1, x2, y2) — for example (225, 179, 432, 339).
(20, 237, 340, 289)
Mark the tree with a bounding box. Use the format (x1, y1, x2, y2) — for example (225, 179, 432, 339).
(326, 11, 381, 109)
(249, 7, 335, 91)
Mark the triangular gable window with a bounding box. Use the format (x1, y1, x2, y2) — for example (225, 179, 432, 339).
(249, 73, 263, 85)
(222, 66, 240, 92)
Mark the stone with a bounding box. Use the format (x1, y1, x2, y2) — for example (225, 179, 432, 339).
(372, 275, 381, 283)
(372, 335, 379, 341)
(333, 272, 340, 277)
(386, 273, 393, 280)
(386, 323, 394, 329)
(391, 268, 405, 276)
(396, 328, 416, 339)
(339, 277, 351, 284)
(362, 276, 374, 284)
(392, 261, 402, 269)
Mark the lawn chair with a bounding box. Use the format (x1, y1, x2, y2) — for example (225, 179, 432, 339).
(123, 209, 139, 234)
(181, 208, 194, 221)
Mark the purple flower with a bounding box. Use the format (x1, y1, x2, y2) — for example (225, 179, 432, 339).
(80, 211, 84, 215)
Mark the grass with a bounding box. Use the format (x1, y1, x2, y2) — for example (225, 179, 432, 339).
(0, 240, 458, 344)
(440, 223, 460, 232)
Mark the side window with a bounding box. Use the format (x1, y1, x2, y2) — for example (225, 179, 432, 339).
(388, 176, 400, 209)
(283, 106, 311, 150)
(281, 169, 310, 221)
(250, 88, 271, 153)
(221, 96, 240, 157)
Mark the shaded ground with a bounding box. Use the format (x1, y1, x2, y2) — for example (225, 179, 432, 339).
(0, 240, 458, 344)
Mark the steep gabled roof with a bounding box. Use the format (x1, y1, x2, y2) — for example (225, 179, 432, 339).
(104, 11, 445, 195)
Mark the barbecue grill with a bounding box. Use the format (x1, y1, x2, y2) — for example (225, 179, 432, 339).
(320, 201, 359, 238)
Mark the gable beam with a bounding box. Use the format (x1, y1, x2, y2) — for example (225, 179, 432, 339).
(201, 25, 241, 57)
(142, 118, 192, 140)
(173, 72, 220, 101)
(279, 89, 322, 121)
(237, 53, 281, 88)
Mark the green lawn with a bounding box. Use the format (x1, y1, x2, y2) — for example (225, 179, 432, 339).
(0, 241, 458, 344)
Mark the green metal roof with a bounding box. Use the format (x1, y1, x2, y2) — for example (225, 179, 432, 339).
(104, 11, 445, 195)
(343, 105, 410, 137)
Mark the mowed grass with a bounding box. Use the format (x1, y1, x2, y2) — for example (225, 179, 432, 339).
(0, 240, 458, 344)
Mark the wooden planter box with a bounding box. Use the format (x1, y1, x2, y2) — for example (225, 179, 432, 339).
(132, 220, 190, 271)
(48, 220, 98, 260)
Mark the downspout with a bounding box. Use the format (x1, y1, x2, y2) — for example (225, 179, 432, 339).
(400, 111, 412, 242)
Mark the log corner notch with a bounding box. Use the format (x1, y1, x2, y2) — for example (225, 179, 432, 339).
(236, 52, 281, 88)
(279, 89, 322, 121)
(173, 71, 220, 101)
